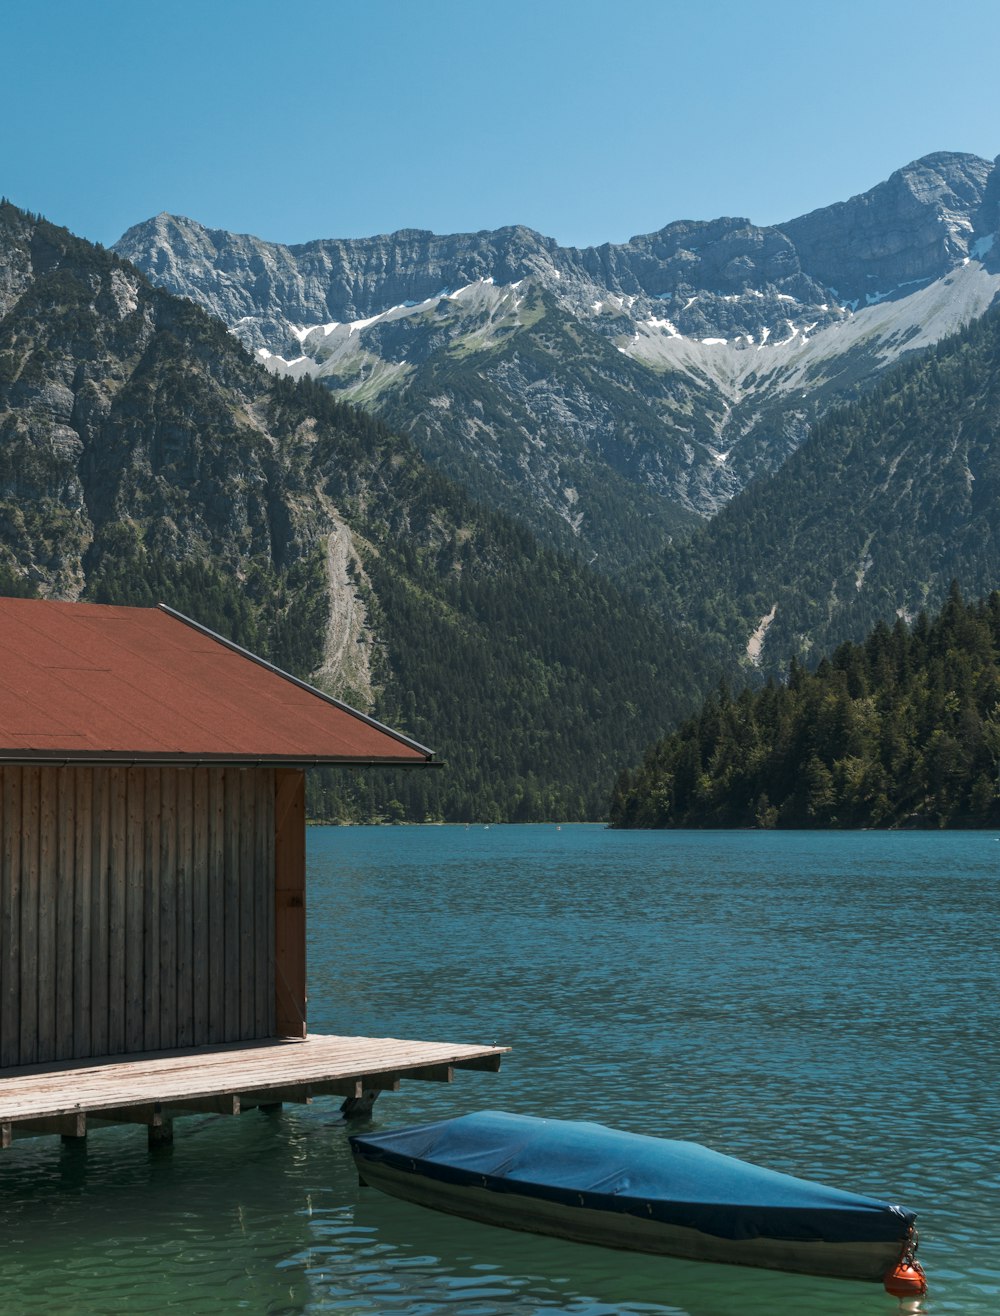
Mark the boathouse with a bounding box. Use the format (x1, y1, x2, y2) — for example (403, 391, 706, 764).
(0, 598, 504, 1146)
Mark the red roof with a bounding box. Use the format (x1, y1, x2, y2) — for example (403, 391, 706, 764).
(0, 598, 433, 766)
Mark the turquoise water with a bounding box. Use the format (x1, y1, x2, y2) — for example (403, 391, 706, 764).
(1, 825, 997, 1313)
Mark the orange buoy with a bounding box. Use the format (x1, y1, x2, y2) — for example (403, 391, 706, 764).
(883, 1259, 928, 1297)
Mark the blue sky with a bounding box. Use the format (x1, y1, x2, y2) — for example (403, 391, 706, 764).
(3, 0, 999, 249)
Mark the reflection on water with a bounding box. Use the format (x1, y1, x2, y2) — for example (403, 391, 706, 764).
(0, 827, 997, 1312)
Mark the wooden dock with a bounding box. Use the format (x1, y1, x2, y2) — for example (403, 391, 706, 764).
(0, 1032, 508, 1146)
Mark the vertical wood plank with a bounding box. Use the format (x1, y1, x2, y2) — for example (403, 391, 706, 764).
(72, 769, 93, 1059)
(158, 768, 177, 1050)
(107, 766, 127, 1055)
(175, 768, 194, 1047)
(0, 768, 6, 1064)
(90, 768, 110, 1058)
(223, 767, 241, 1041)
(35, 767, 58, 1063)
(255, 768, 275, 1037)
(239, 768, 255, 1040)
(55, 768, 75, 1059)
(274, 769, 306, 1039)
(125, 766, 145, 1053)
(191, 766, 209, 1045)
(19, 766, 40, 1065)
(0, 769, 19, 1068)
(143, 768, 161, 1051)
(0, 767, 4, 1062)
(207, 768, 225, 1043)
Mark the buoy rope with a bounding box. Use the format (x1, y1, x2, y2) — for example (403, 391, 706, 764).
(884, 1223, 928, 1297)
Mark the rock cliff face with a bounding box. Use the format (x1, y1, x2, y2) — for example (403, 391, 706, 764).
(780, 152, 997, 298)
(114, 152, 1000, 569)
(0, 202, 366, 688)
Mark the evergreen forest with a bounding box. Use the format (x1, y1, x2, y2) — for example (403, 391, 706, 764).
(611, 586, 1000, 829)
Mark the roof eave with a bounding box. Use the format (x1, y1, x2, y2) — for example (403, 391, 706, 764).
(0, 753, 442, 769)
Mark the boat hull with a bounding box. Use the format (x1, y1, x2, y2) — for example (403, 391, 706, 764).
(350, 1111, 916, 1283)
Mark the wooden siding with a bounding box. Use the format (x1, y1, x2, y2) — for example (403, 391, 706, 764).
(274, 770, 306, 1039)
(0, 765, 276, 1070)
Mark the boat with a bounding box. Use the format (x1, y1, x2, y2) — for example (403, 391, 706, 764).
(350, 1110, 924, 1289)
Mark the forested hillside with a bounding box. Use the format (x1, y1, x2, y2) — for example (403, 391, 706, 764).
(0, 201, 708, 821)
(648, 297, 1000, 672)
(611, 587, 1000, 829)
(260, 378, 709, 821)
(9, 196, 1000, 824)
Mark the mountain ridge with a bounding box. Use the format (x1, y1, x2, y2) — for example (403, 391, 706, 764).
(114, 152, 1000, 567)
(118, 150, 999, 335)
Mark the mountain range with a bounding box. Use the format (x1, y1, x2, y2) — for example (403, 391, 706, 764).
(2, 150, 1000, 819)
(0, 200, 700, 821)
(116, 151, 1000, 575)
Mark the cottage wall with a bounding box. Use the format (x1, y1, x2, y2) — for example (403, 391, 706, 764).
(0, 764, 278, 1069)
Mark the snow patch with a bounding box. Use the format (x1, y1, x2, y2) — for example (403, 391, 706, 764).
(292, 321, 336, 342)
(645, 316, 680, 336)
(864, 277, 930, 307)
(598, 293, 636, 313)
(445, 278, 496, 300)
(701, 337, 727, 346)
(971, 233, 996, 259)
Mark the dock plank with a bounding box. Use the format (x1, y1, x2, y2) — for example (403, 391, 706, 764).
(0, 1033, 508, 1124)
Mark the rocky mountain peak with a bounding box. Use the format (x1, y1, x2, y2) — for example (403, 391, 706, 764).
(777, 151, 996, 301)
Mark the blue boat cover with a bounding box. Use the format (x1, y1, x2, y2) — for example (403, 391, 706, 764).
(350, 1110, 914, 1245)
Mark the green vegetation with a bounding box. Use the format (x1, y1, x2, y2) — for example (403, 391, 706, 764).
(265, 376, 708, 822)
(8, 197, 1000, 827)
(647, 300, 1000, 672)
(611, 586, 1000, 829)
(84, 528, 328, 677)
(0, 203, 711, 822)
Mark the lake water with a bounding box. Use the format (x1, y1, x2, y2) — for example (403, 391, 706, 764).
(0, 825, 997, 1313)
